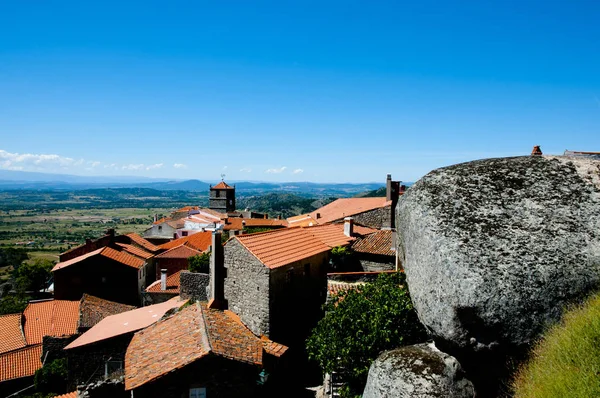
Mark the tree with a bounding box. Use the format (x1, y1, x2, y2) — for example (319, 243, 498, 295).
(306, 272, 427, 397)
(33, 358, 68, 395)
(0, 247, 29, 269)
(0, 294, 29, 315)
(188, 252, 210, 273)
(13, 258, 54, 293)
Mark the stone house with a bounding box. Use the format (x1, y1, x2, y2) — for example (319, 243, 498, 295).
(143, 218, 184, 242)
(124, 303, 288, 398)
(52, 245, 154, 306)
(287, 174, 404, 229)
(221, 228, 330, 346)
(142, 270, 183, 305)
(64, 298, 186, 385)
(350, 229, 397, 271)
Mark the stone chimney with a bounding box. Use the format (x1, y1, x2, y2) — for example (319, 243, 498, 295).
(344, 217, 354, 238)
(207, 231, 226, 310)
(531, 145, 543, 156)
(160, 269, 167, 291)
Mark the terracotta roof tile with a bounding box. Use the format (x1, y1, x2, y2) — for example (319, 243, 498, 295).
(78, 294, 137, 330)
(287, 214, 318, 227)
(153, 217, 172, 225)
(159, 231, 212, 251)
(0, 314, 26, 354)
(327, 281, 363, 297)
(155, 244, 203, 259)
(212, 181, 234, 189)
(65, 298, 186, 350)
(235, 228, 330, 269)
(23, 299, 80, 345)
(289, 197, 391, 225)
(223, 218, 288, 231)
(126, 233, 161, 252)
(54, 392, 77, 398)
(0, 344, 42, 382)
(125, 303, 287, 390)
(145, 271, 182, 294)
(115, 243, 154, 260)
(351, 230, 395, 256)
(53, 246, 146, 272)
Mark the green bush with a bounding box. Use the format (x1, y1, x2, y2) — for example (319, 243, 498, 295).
(34, 358, 68, 395)
(513, 292, 600, 398)
(188, 252, 210, 273)
(306, 272, 427, 396)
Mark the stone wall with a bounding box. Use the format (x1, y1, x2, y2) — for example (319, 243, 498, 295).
(142, 291, 178, 306)
(357, 254, 395, 272)
(352, 205, 392, 229)
(42, 335, 79, 363)
(180, 271, 210, 302)
(223, 239, 270, 337)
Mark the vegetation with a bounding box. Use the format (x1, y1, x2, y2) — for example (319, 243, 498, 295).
(33, 358, 68, 396)
(188, 252, 210, 273)
(0, 293, 29, 314)
(13, 258, 54, 292)
(329, 246, 353, 271)
(306, 272, 427, 397)
(513, 292, 600, 398)
(354, 186, 386, 198)
(237, 193, 336, 219)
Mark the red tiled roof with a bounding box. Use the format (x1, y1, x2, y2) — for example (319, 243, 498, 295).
(351, 230, 395, 256)
(54, 392, 77, 398)
(212, 181, 234, 189)
(156, 244, 202, 259)
(145, 271, 182, 293)
(53, 246, 145, 272)
(126, 233, 161, 252)
(116, 243, 154, 260)
(174, 206, 200, 212)
(23, 299, 80, 344)
(327, 281, 363, 297)
(235, 228, 330, 269)
(159, 231, 212, 251)
(153, 216, 172, 225)
(291, 197, 391, 225)
(0, 344, 42, 382)
(65, 298, 186, 350)
(0, 314, 26, 354)
(223, 218, 289, 231)
(78, 294, 137, 330)
(124, 303, 287, 390)
(287, 214, 318, 227)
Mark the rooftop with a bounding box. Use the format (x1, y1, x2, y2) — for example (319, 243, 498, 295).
(65, 297, 186, 350)
(223, 217, 288, 231)
(155, 244, 203, 259)
(0, 313, 26, 354)
(124, 303, 287, 390)
(23, 299, 80, 345)
(159, 231, 212, 251)
(0, 344, 42, 382)
(115, 243, 155, 260)
(145, 270, 182, 294)
(235, 228, 330, 269)
(126, 233, 161, 252)
(52, 246, 146, 272)
(78, 294, 137, 330)
(351, 229, 395, 256)
(303, 223, 377, 248)
(212, 181, 234, 190)
(289, 197, 391, 226)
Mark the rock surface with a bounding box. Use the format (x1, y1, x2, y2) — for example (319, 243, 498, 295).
(397, 155, 600, 353)
(363, 343, 475, 398)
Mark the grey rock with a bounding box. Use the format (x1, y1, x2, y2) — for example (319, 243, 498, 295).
(363, 343, 475, 398)
(397, 155, 600, 352)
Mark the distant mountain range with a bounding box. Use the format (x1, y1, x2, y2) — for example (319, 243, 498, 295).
(0, 169, 390, 197)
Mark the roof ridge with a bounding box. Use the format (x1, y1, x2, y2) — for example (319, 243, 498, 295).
(196, 303, 213, 355)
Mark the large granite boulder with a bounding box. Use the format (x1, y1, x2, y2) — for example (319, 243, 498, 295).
(396, 155, 600, 389)
(363, 343, 475, 398)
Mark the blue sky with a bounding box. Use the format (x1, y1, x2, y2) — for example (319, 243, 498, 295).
(1, 1, 599, 183)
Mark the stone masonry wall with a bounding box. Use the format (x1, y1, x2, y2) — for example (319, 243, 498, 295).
(180, 271, 210, 302)
(357, 254, 395, 272)
(352, 205, 392, 229)
(43, 335, 79, 363)
(223, 239, 270, 337)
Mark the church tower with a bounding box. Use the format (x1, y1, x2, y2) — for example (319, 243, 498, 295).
(209, 179, 236, 213)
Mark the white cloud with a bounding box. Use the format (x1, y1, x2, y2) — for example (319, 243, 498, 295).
(88, 161, 101, 168)
(104, 163, 118, 169)
(0, 149, 85, 171)
(146, 163, 164, 170)
(173, 163, 187, 169)
(265, 166, 287, 174)
(292, 168, 304, 174)
(240, 167, 252, 173)
(121, 164, 144, 171)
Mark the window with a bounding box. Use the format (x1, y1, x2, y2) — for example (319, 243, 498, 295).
(189, 387, 206, 398)
(158, 225, 162, 231)
(215, 190, 220, 198)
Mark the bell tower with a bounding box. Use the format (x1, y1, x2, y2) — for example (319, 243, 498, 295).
(209, 176, 236, 213)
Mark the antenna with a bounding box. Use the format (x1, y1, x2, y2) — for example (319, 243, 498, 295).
(220, 173, 226, 181)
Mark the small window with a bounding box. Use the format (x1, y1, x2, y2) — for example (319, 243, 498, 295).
(215, 190, 220, 198)
(158, 225, 162, 231)
(190, 387, 206, 398)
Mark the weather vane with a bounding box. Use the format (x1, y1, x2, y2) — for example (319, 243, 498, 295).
(221, 173, 226, 181)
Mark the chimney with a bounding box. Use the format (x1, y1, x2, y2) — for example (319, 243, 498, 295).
(153, 214, 158, 223)
(344, 217, 354, 238)
(264, 213, 267, 219)
(160, 269, 167, 291)
(208, 231, 226, 310)
(531, 145, 543, 156)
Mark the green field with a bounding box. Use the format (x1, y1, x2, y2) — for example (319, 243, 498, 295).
(0, 207, 172, 255)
